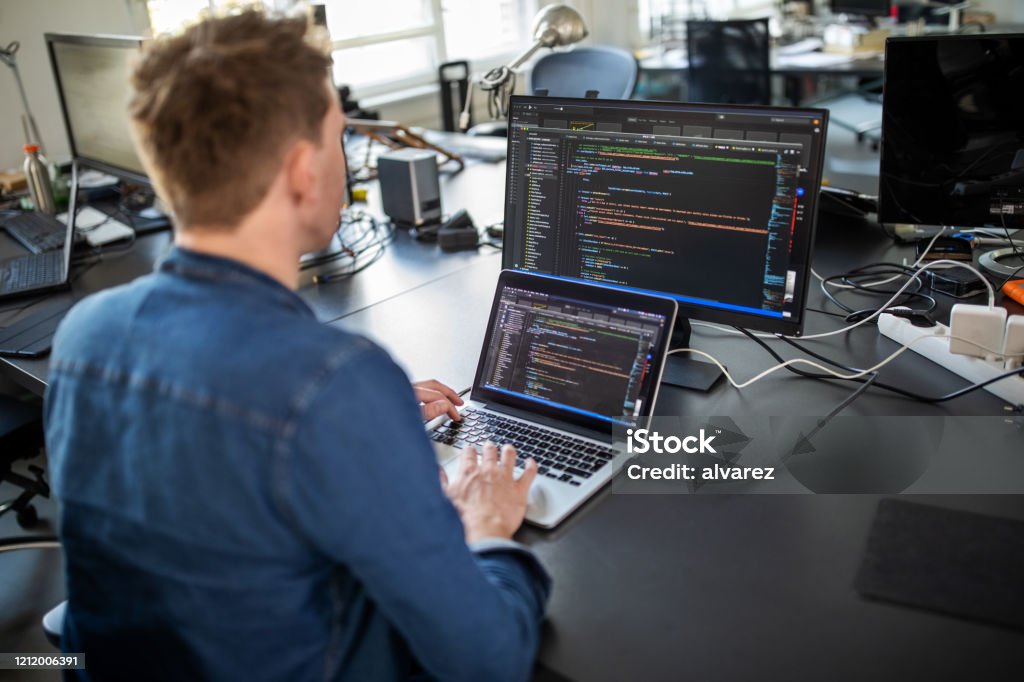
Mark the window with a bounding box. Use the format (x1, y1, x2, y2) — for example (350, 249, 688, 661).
(146, 0, 260, 35)
(326, 0, 534, 97)
(146, 1, 537, 98)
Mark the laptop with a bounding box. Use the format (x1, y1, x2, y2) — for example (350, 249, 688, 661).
(429, 270, 677, 528)
(0, 189, 76, 300)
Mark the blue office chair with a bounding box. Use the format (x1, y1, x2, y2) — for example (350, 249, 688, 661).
(467, 46, 638, 137)
(530, 46, 638, 100)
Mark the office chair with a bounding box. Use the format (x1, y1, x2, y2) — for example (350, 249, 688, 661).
(0, 535, 63, 646)
(530, 46, 638, 100)
(0, 395, 48, 529)
(685, 18, 771, 105)
(467, 46, 638, 137)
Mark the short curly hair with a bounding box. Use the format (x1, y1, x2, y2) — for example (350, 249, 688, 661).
(129, 10, 333, 228)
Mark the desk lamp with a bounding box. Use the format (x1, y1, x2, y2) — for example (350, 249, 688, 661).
(928, 1, 972, 32)
(1, 41, 46, 156)
(459, 4, 588, 129)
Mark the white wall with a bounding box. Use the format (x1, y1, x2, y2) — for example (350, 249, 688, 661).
(975, 0, 1024, 23)
(0, 0, 148, 172)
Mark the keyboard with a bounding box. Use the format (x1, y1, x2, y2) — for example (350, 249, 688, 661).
(430, 406, 615, 487)
(1, 212, 67, 254)
(0, 251, 65, 295)
(0, 297, 74, 358)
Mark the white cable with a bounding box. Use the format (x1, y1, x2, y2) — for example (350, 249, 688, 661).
(792, 258, 995, 341)
(669, 328, 1006, 390)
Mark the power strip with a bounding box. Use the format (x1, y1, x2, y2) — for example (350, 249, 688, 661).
(877, 313, 1024, 406)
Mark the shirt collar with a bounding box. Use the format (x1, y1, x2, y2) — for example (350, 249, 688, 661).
(157, 246, 315, 318)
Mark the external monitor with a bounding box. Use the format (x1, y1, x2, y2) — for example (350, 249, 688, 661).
(502, 96, 828, 389)
(831, 0, 891, 17)
(879, 34, 1024, 231)
(45, 33, 148, 184)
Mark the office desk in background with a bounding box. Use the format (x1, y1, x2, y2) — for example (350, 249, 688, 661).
(2, 126, 1023, 681)
(637, 48, 884, 104)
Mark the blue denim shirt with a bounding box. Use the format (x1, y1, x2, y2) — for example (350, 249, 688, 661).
(44, 247, 551, 682)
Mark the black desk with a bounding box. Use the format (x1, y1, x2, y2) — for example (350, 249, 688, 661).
(328, 215, 1024, 682)
(3, 128, 1023, 680)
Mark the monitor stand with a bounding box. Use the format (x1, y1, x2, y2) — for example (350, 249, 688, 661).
(660, 318, 724, 392)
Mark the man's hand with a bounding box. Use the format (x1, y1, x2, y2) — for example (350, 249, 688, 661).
(443, 442, 538, 543)
(414, 379, 464, 422)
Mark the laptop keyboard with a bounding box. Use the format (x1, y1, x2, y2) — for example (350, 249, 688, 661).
(0, 251, 65, 293)
(430, 407, 616, 486)
(2, 212, 67, 253)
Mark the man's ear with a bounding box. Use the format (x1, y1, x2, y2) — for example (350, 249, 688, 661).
(283, 140, 317, 209)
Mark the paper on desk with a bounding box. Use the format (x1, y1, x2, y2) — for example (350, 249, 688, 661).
(777, 38, 825, 56)
(77, 169, 118, 189)
(775, 52, 855, 68)
(57, 206, 134, 247)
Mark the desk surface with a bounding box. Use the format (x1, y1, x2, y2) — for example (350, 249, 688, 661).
(3, 126, 1023, 680)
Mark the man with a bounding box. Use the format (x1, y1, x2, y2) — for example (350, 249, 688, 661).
(44, 10, 549, 682)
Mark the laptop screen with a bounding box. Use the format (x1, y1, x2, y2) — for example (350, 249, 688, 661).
(473, 271, 676, 434)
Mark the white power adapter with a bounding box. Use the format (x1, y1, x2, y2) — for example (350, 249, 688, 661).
(949, 304, 1007, 360)
(1004, 315, 1024, 370)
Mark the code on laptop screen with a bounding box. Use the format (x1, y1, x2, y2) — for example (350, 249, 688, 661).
(479, 284, 669, 424)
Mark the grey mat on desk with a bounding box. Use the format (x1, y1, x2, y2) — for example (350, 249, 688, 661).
(855, 498, 1024, 630)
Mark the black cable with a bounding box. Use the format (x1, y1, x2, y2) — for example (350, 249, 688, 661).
(811, 372, 878, 432)
(301, 211, 394, 275)
(997, 263, 1024, 291)
(995, 202, 1024, 291)
(820, 262, 937, 318)
(806, 306, 847, 319)
(310, 216, 395, 284)
(828, 371, 877, 416)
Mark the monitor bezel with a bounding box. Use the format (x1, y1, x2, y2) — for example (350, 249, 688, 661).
(501, 95, 829, 337)
(45, 32, 150, 186)
(471, 270, 678, 436)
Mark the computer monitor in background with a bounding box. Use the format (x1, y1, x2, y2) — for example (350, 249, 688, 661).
(45, 33, 147, 184)
(502, 96, 829, 389)
(879, 34, 1024, 232)
(831, 0, 891, 18)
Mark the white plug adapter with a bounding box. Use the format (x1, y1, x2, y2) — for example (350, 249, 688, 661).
(949, 304, 1007, 360)
(1004, 315, 1024, 370)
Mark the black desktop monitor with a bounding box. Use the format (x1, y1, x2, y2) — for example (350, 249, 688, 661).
(502, 96, 829, 345)
(879, 34, 1024, 230)
(831, 0, 891, 17)
(45, 33, 148, 184)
